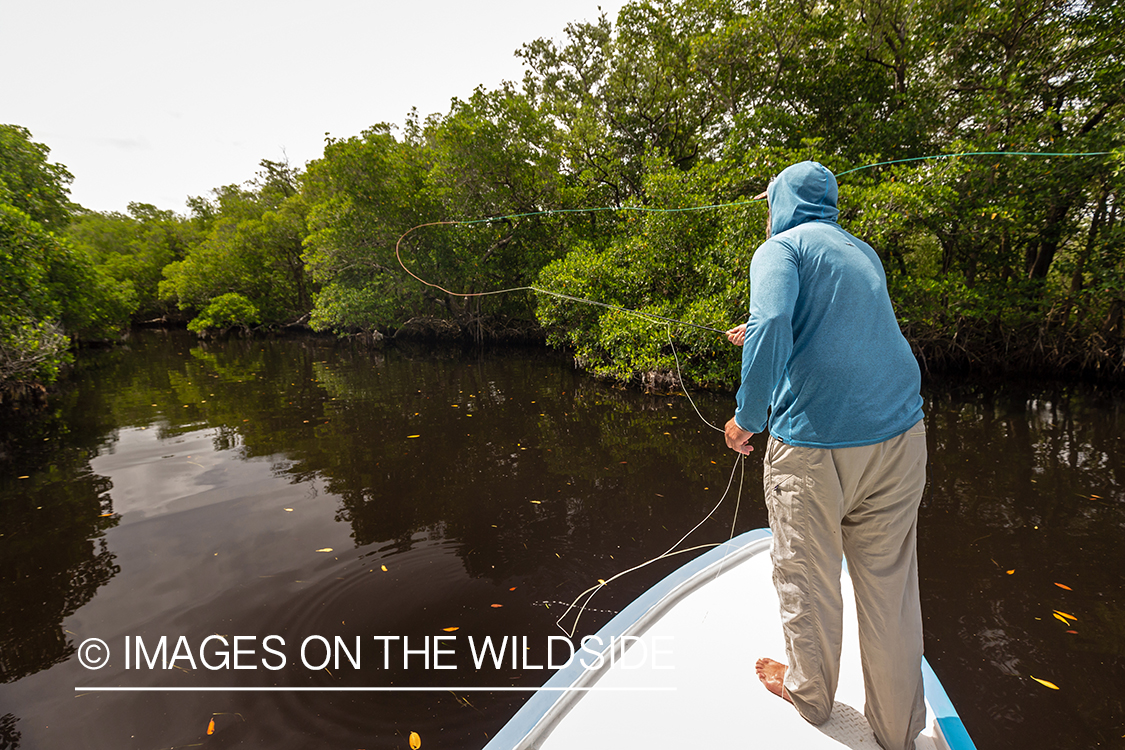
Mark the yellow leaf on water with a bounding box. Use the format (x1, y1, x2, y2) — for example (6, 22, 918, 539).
(597, 579, 607, 585)
(381, 565, 388, 572)
(1054, 610, 1078, 622)
(1054, 582, 1073, 590)
(315, 548, 333, 553)
(1052, 613, 1070, 625)
(17, 476, 29, 480)
(409, 730, 422, 749)
(1030, 675, 1060, 690)
(443, 627, 459, 632)
(207, 718, 216, 735)
(407, 435, 421, 439)
(1006, 569, 1015, 575)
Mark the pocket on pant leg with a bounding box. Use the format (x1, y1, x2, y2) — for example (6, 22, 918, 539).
(764, 440, 808, 615)
(764, 439, 803, 548)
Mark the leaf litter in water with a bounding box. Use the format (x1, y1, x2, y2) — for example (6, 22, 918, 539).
(409, 730, 422, 749)
(1030, 675, 1060, 690)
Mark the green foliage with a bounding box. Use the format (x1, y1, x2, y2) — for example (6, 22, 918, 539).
(161, 160, 312, 327)
(66, 203, 194, 319)
(0, 124, 74, 230)
(0, 204, 70, 383)
(7, 0, 1125, 385)
(528, 0, 1125, 383)
(186, 292, 261, 334)
(304, 94, 594, 334)
(536, 156, 757, 387)
(0, 128, 133, 386)
(303, 123, 436, 332)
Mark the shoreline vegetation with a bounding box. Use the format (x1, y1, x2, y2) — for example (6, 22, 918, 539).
(3, 0, 1124, 406)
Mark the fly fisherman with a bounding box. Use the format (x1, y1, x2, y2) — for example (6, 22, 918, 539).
(723, 161, 927, 750)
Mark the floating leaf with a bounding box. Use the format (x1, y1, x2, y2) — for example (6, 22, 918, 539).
(491, 604, 503, 608)
(381, 565, 388, 572)
(1054, 582, 1073, 590)
(443, 627, 459, 632)
(530, 500, 541, 504)
(17, 476, 29, 480)
(409, 730, 422, 749)
(1052, 613, 1070, 625)
(315, 548, 333, 553)
(1006, 569, 1015, 575)
(509, 587, 517, 591)
(1053, 610, 1078, 622)
(1066, 630, 1078, 634)
(207, 718, 216, 735)
(1030, 675, 1060, 690)
(284, 508, 294, 512)
(597, 579, 607, 585)
(407, 435, 421, 439)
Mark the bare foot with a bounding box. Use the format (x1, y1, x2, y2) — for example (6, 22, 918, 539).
(755, 657, 793, 704)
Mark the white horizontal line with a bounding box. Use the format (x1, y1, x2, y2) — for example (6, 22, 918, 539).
(75, 686, 675, 693)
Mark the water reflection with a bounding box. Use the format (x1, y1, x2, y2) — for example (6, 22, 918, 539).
(0, 402, 120, 685)
(921, 378, 1125, 749)
(0, 713, 20, 750)
(0, 332, 755, 749)
(0, 334, 1122, 748)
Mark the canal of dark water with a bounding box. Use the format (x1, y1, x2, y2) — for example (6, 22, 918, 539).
(0, 331, 1122, 749)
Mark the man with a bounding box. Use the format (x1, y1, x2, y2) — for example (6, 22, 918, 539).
(723, 161, 927, 750)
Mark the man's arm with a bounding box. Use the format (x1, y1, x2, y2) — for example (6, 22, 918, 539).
(731, 241, 799, 437)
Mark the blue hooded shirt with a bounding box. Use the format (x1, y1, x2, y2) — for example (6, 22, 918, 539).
(734, 161, 923, 448)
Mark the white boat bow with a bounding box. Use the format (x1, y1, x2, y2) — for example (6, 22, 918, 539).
(485, 528, 976, 750)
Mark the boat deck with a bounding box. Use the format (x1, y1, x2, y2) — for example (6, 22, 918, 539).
(486, 529, 974, 750)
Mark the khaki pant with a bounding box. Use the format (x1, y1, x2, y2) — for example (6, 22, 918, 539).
(763, 421, 927, 750)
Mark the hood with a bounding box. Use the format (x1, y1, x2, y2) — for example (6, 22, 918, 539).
(767, 161, 839, 236)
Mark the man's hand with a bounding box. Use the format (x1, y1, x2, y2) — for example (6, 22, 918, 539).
(724, 417, 755, 455)
(726, 323, 746, 346)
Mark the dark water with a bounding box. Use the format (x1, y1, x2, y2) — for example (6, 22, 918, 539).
(0, 331, 1121, 749)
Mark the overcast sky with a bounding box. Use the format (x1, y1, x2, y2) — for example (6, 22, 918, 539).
(1, 0, 626, 214)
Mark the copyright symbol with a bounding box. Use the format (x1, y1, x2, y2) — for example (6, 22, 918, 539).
(78, 638, 110, 669)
